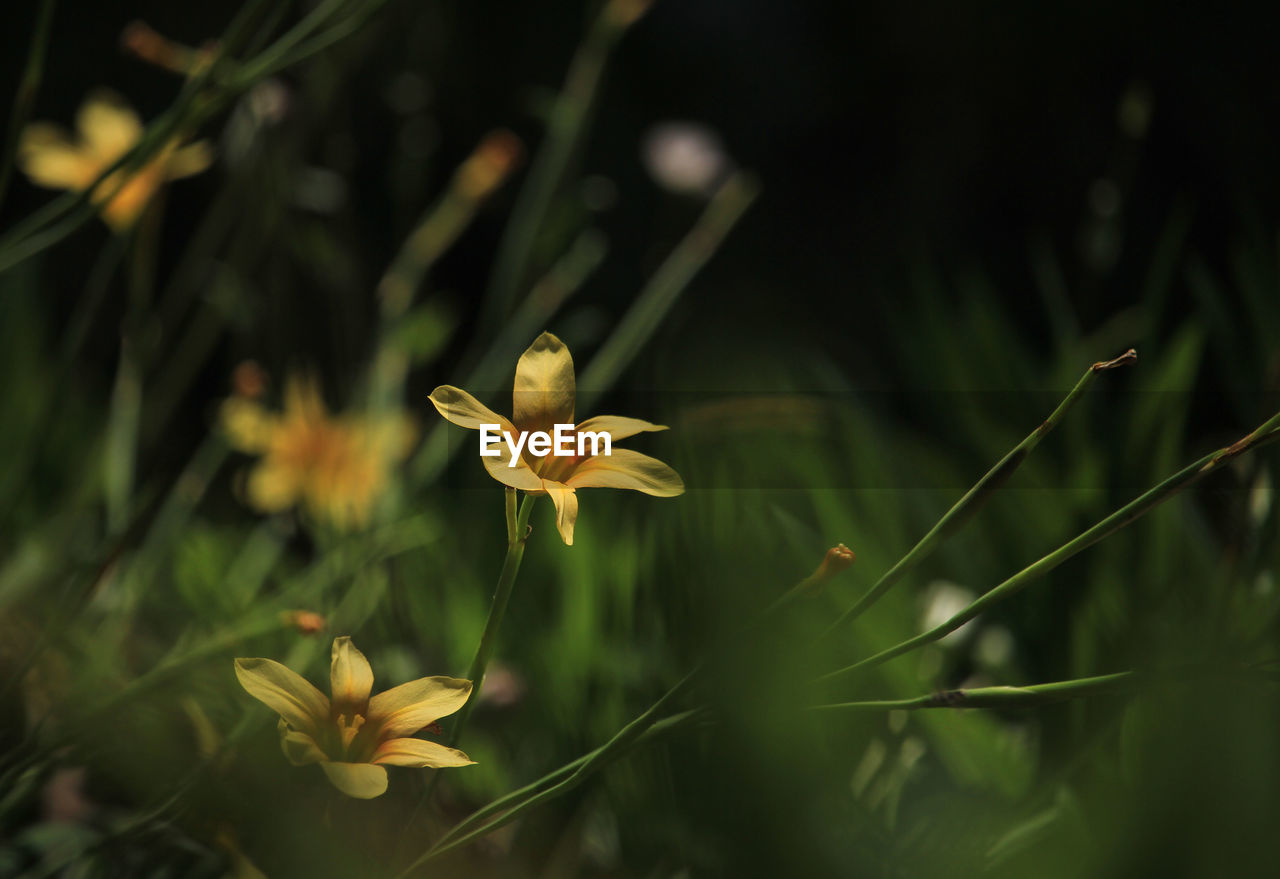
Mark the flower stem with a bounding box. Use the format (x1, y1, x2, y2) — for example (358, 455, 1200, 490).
(402, 676, 698, 874)
(820, 349, 1138, 640)
(450, 490, 537, 744)
(813, 671, 1136, 712)
(821, 410, 1280, 684)
(409, 489, 536, 820)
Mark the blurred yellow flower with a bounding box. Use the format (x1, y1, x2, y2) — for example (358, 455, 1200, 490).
(235, 637, 474, 799)
(17, 90, 212, 232)
(429, 331, 684, 545)
(222, 373, 416, 530)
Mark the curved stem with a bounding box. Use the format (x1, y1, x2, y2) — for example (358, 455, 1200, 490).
(814, 671, 1136, 712)
(822, 413, 1280, 684)
(820, 349, 1137, 639)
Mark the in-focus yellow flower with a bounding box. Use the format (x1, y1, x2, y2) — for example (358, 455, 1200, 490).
(222, 373, 416, 530)
(234, 637, 474, 799)
(17, 90, 212, 232)
(429, 332, 684, 545)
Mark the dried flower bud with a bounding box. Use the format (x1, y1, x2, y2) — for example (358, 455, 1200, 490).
(282, 610, 326, 635)
(232, 360, 268, 399)
(121, 21, 213, 76)
(455, 130, 523, 201)
(606, 0, 653, 28)
(799, 543, 855, 593)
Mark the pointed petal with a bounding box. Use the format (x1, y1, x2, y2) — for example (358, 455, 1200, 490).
(366, 676, 472, 740)
(246, 461, 303, 513)
(573, 415, 668, 443)
(372, 737, 475, 768)
(429, 385, 514, 432)
(544, 481, 578, 545)
(481, 437, 546, 491)
(221, 398, 278, 452)
(76, 92, 142, 162)
(98, 170, 160, 231)
(17, 123, 98, 190)
(512, 332, 575, 434)
(320, 762, 388, 799)
(278, 720, 327, 766)
(283, 373, 328, 422)
(566, 448, 685, 497)
(330, 637, 374, 716)
(234, 658, 328, 733)
(166, 140, 214, 179)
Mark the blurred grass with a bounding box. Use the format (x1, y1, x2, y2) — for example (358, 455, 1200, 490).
(1, 2, 1280, 878)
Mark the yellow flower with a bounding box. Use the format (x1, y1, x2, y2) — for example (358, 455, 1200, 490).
(222, 373, 416, 530)
(17, 90, 212, 232)
(234, 636, 474, 799)
(429, 331, 684, 545)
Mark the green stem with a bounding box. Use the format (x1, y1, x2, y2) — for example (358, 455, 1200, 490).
(0, 0, 56, 211)
(450, 492, 537, 746)
(814, 671, 1136, 712)
(405, 491, 537, 830)
(481, 0, 643, 325)
(401, 676, 698, 875)
(576, 173, 760, 411)
(821, 411, 1280, 684)
(821, 349, 1138, 639)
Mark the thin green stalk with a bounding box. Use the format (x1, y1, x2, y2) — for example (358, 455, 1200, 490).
(371, 129, 524, 412)
(402, 531, 850, 864)
(482, 0, 646, 325)
(814, 671, 1135, 712)
(402, 491, 536, 834)
(822, 411, 1280, 684)
(821, 349, 1138, 639)
(409, 709, 705, 870)
(576, 172, 760, 410)
(0, 0, 56, 210)
(448, 491, 537, 747)
(401, 674, 698, 874)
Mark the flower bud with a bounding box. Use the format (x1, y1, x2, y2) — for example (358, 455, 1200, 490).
(282, 610, 326, 635)
(802, 543, 855, 592)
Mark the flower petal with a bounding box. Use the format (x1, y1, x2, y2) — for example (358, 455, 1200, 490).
(17, 123, 98, 190)
(246, 461, 302, 513)
(278, 720, 327, 766)
(366, 676, 472, 740)
(283, 374, 328, 422)
(320, 762, 388, 799)
(234, 658, 329, 734)
(573, 415, 668, 443)
(429, 385, 514, 432)
(512, 332, 575, 434)
(566, 448, 685, 497)
(221, 398, 277, 452)
(76, 92, 142, 162)
(481, 435, 546, 491)
(166, 140, 214, 179)
(330, 637, 374, 716)
(372, 737, 475, 768)
(543, 481, 578, 545)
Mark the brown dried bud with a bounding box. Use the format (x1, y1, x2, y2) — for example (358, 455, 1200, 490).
(282, 610, 326, 635)
(803, 543, 855, 591)
(231, 360, 268, 399)
(455, 130, 523, 201)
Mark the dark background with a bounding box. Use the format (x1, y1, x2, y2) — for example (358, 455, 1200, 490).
(5, 0, 1278, 385)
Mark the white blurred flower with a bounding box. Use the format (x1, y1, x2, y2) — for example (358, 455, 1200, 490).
(641, 121, 729, 196)
(974, 625, 1015, 667)
(920, 580, 977, 647)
